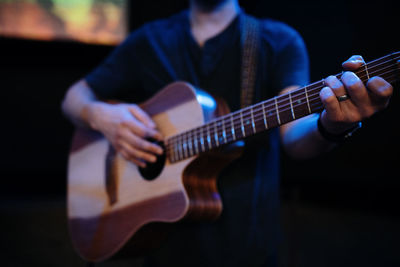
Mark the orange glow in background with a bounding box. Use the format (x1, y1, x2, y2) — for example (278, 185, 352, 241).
(0, 0, 127, 45)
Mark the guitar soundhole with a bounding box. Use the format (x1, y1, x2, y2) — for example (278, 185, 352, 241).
(139, 139, 166, 181)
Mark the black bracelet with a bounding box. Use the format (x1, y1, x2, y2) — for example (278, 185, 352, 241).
(317, 115, 362, 143)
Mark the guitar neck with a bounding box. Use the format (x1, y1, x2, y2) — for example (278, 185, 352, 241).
(166, 52, 400, 163)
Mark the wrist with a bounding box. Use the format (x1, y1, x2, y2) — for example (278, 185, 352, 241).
(317, 115, 362, 143)
(83, 102, 106, 131)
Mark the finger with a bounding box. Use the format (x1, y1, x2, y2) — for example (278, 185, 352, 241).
(119, 149, 147, 168)
(118, 139, 158, 163)
(342, 55, 365, 71)
(366, 76, 394, 100)
(122, 119, 163, 141)
(320, 86, 342, 120)
(128, 104, 156, 129)
(128, 105, 163, 141)
(341, 71, 370, 108)
(120, 128, 163, 155)
(324, 75, 346, 98)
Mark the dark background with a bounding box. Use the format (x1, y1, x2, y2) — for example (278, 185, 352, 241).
(1, 0, 399, 266)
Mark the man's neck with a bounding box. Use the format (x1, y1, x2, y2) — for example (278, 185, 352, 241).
(189, 0, 240, 47)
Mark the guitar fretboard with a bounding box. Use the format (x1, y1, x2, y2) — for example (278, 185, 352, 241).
(166, 52, 400, 163)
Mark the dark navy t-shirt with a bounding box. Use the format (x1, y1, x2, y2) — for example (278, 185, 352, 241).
(86, 10, 309, 267)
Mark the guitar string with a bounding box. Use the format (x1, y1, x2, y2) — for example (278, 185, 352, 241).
(169, 52, 399, 144)
(166, 71, 398, 161)
(166, 67, 392, 158)
(209, 66, 399, 130)
(187, 56, 399, 133)
(165, 56, 399, 158)
(166, 101, 326, 160)
(166, 69, 399, 160)
(167, 55, 399, 145)
(167, 64, 398, 146)
(166, 73, 399, 162)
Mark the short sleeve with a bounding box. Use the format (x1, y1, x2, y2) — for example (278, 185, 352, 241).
(270, 23, 310, 91)
(85, 28, 145, 99)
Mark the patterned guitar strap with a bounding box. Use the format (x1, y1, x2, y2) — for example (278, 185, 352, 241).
(240, 14, 261, 109)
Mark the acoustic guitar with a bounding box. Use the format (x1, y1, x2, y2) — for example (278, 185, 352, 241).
(67, 52, 399, 262)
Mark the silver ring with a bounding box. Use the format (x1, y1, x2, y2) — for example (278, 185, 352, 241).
(337, 94, 350, 102)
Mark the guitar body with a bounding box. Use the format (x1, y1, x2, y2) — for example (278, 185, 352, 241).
(67, 82, 241, 262)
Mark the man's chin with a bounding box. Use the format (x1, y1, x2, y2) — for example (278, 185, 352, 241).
(193, 0, 228, 10)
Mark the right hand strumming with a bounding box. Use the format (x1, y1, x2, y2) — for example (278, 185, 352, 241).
(86, 102, 164, 167)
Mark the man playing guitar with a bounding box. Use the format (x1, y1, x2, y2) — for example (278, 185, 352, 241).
(61, 0, 394, 266)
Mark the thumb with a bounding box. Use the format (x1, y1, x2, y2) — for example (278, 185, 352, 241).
(342, 55, 365, 71)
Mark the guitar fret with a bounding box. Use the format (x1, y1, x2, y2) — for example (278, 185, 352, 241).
(174, 140, 178, 162)
(291, 90, 307, 119)
(182, 135, 188, 159)
(193, 130, 199, 154)
(167, 140, 172, 162)
(170, 141, 176, 162)
(167, 143, 171, 162)
(206, 124, 212, 150)
(174, 138, 178, 161)
(240, 112, 246, 137)
(181, 136, 185, 160)
(364, 63, 371, 80)
(250, 108, 256, 133)
(185, 135, 190, 158)
(213, 122, 219, 146)
(180, 139, 184, 159)
(177, 137, 182, 161)
(274, 97, 281, 125)
(200, 131, 205, 152)
(262, 102, 268, 129)
(231, 114, 236, 140)
(188, 133, 193, 157)
(222, 119, 227, 143)
(304, 85, 311, 114)
(289, 91, 295, 120)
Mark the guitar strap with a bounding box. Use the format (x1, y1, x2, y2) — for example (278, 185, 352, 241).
(240, 14, 261, 108)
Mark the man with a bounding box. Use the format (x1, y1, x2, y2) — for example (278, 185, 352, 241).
(61, 0, 393, 266)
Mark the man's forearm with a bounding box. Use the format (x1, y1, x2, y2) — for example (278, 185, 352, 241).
(61, 79, 99, 129)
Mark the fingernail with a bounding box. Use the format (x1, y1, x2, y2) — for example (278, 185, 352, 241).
(149, 121, 156, 128)
(155, 133, 163, 141)
(349, 59, 362, 64)
(139, 162, 146, 168)
(346, 72, 360, 84)
(320, 86, 334, 99)
(342, 57, 363, 66)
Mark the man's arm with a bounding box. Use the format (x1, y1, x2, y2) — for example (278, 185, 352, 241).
(280, 56, 393, 160)
(61, 79, 99, 129)
(61, 79, 163, 167)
